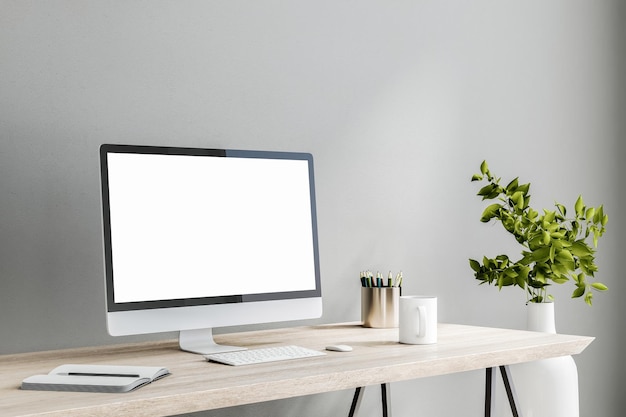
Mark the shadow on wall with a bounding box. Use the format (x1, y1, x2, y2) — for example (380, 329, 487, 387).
(614, 2, 626, 415)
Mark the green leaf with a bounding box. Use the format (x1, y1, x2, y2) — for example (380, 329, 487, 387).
(487, 187, 504, 200)
(591, 282, 608, 291)
(551, 262, 568, 275)
(534, 268, 547, 284)
(517, 183, 530, 194)
(575, 195, 584, 217)
(543, 210, 556, 224)
(585, 291, 593, 306)
(556, 249, 574, 262)
(572, 286, 585, 298)
(574, 273, 585, 284)
(520, 251, 533, 265)
(477, 184, 495, 198)
(504, 267, 517, 278)
(558, 240, 572, 248)
(580, 258, 595, 276)
(549, 244, 556, 262)
(477, 183, 492, 195)
(518, 266, 530, 282)
(560, 259, 576, 272)
(529, 278, 547, 288)
(511, 191, 524, 210)
(469, 259, 481, 272)
(506, 177, 519, 193)
(471, 174, 483, 182)
(480, 203, 501, 222)
(552, 276, 569, 284)
(480, 160, 489, 175)
(530, 247, 551, 263)
(593, 205, 604, 224)
(570, 241, 592, 257)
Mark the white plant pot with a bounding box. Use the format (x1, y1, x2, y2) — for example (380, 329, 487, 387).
(508, 302, 580, 417)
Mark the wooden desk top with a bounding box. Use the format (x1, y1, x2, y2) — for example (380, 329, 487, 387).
(0, 323, 593, 417)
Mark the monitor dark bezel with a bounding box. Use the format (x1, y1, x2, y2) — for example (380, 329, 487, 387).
(99, 144, 322, 313)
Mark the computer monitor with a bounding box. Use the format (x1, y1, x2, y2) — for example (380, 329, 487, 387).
(99, 144, 322, 354)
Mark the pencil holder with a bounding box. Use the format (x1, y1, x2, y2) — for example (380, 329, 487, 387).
(361, 287, 400, 328)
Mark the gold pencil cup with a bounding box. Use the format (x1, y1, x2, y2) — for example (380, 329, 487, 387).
(361, 287, 400, 328)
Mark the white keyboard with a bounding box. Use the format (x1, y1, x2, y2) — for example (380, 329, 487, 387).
(205, 345, 326, 366)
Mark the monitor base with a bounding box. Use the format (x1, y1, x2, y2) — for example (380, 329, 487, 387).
(179, 328, 247, 355)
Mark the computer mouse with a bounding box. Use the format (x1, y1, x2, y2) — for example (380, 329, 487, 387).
(325, 344, 353, 352)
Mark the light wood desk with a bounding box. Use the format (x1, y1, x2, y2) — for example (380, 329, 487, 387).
(0, 323, 593, 417)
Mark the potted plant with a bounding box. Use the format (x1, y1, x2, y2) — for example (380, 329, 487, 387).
(468, 160, 608, 305)
(468, 160, 609, 417)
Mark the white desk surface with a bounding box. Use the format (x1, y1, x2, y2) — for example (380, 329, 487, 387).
(0, 322, 593, 417)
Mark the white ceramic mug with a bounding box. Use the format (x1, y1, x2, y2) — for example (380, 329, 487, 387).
(399, 296, 437, 345)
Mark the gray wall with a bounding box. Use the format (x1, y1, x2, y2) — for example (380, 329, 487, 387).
(1, 1, 624, 416)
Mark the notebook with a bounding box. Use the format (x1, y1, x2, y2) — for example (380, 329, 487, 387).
(21, 364, 170, 393)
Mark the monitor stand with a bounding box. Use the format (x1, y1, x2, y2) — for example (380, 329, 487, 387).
(179, 328, 247, 355)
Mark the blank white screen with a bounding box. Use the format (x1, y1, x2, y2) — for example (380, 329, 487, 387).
(106, 153, 316, 303)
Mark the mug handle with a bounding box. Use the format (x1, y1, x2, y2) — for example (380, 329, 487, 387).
(416, 305, 426, 337)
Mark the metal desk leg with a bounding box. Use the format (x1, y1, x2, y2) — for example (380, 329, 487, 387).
(348, 384, 392, 417)
(485, 367, 496, 417)
(500, 365, 523, 417)
(381, 383, 392, 417)
(348, 387, 365, 417)
(484, 366, 524, 417)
